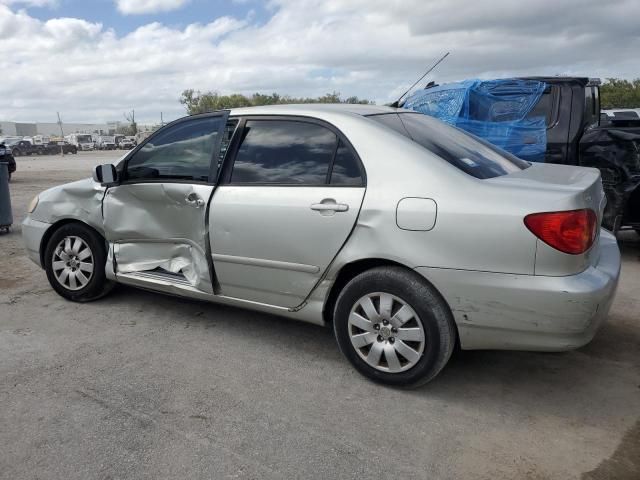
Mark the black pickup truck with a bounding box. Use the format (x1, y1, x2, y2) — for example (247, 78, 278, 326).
(521, 77, 640, 232)
(405, 77, 640, 232)
(4, 139, 45, 156)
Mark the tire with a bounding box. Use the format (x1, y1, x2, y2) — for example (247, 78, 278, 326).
(12, 149, 20, 157)
(44, 222, 114, 302)
(333, 266, 456, 387)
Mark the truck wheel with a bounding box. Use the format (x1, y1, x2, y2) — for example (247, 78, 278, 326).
(333, 266, 456, 388)
(44, 223, 114, 302)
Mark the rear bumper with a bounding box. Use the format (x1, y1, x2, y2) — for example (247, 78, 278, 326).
(22, 216, 51, 268)
(416, 229, 621, 351)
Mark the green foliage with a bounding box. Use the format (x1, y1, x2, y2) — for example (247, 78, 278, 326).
(600, 78, 640, 109)
(179, 89, 373, 115)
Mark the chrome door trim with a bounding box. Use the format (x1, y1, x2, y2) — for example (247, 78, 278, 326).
(212, 253, 320, 274)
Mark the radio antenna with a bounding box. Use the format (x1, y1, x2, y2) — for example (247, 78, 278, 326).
(390, 51, 450, 107)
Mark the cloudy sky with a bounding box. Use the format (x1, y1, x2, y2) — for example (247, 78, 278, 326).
(0, 0, 638, 124)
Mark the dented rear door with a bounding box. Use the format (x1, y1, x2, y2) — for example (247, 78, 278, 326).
(102, 112, 230, 293)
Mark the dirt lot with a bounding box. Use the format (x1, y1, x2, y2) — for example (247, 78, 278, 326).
(1, 152, 639, 479)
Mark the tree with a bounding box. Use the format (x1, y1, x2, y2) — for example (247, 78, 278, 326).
(179, 90, 373, 115)
(600, 78, 640, 109)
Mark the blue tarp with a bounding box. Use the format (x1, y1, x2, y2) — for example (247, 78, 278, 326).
(403, 78, 548, 162)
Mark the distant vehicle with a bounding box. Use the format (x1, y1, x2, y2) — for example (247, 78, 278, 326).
(4, 139, 45, 156)
(0, 136, 22, 144)
(67, 134, 94, 151)
(96, 136, 116, 150)
(118, 136, 136, 149)
(45, 141, 77, 155)
(600, 109, 640, 126)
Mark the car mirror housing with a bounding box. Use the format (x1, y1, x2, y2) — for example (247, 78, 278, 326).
(93, 164, 118, 186)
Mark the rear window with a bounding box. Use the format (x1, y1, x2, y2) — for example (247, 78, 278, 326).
(368, 113, 530, 179)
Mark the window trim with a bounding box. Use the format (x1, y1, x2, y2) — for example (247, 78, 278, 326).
(219, 115, 366, 187)
(117, 110, 230, 186)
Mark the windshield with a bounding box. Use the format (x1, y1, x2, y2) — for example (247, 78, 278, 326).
(367, 112, 530, 179)
(77, 135, 92, 142)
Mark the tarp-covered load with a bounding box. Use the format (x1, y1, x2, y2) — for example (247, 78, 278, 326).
(403, 78, 548, 162)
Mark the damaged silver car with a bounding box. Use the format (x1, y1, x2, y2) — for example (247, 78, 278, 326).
(22, 105, 621, 386)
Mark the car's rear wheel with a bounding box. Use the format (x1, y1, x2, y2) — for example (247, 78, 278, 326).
(44, 223, 114, 302)
(333, 266, 456, 387)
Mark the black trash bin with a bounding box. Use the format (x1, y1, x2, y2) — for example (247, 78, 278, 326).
(0, 143, 14, 233)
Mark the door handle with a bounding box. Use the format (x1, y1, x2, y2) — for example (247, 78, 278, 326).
(310, 199, 349, 214)
(185, 193, 205, 208)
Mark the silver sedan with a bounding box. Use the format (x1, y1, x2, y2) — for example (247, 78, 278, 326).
(22, 104, 621, 386)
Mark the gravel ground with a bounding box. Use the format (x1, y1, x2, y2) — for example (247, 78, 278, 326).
(1, 152, 639, 479)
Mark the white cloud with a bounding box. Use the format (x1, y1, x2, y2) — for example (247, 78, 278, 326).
(0, 0, 56, 6)
(115, 0, 189, 15)
(1, 0, 639, 124)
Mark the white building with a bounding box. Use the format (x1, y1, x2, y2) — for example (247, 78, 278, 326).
(0, 120, 123, 137)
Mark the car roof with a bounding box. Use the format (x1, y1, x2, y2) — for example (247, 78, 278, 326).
(229, 103, 403, 117)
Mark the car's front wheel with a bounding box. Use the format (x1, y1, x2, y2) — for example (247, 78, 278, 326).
(333, 266, 456, 387)
(44, 223, 114, 302)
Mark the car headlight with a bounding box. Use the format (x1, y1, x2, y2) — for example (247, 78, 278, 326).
(27, 195, 39, 213)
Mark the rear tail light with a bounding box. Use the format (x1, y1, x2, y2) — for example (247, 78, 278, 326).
(524, 209, 597, 255)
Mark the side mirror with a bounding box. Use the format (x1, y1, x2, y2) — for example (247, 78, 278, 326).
(93, 164, 118, 186)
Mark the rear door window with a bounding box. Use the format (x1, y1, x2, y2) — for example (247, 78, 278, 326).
(330, 140, 364, 186)
(230, 120, 337, 185)
(368, 113, 530, 179)
(526, 86, 558, 127)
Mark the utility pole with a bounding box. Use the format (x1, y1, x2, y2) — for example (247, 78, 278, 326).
(160, 112, 164, 127)
(124, 109, 137, 135)
(56, 112, 65, 156)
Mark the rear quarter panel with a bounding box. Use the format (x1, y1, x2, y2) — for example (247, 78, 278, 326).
(316, 115, 538, 276)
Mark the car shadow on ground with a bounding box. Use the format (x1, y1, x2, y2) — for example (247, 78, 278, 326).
(102, 252, 638, 393)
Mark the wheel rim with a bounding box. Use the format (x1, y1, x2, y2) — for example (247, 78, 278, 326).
(51, 236, 94, 291)
(348, 292, 426, 373)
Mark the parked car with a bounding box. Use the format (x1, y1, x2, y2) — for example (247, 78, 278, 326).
(5, 139, 45, 156)
(118, 137, 136, 149)
(66, 134, 95, 151)
(45, 141, 78, 155)
(22, 105, 621, 386)
(0, 142, 16, 180)
(96, 136, 116, 150)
